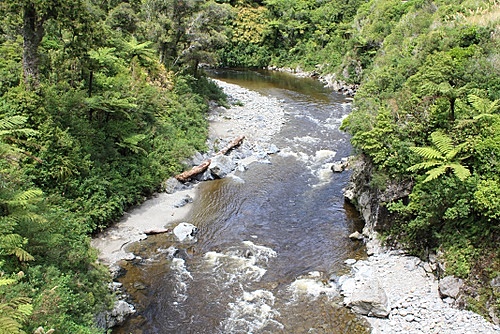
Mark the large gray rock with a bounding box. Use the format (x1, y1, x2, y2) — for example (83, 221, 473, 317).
(106, 300, 135, 328)
(164, 177, 183, 194)
(347, 277, 390, 318)
(209, 154, 235, 178)
(439, 275, 463, 299)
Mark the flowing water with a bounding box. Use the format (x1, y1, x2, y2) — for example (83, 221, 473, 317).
(114, 70, 369, 333)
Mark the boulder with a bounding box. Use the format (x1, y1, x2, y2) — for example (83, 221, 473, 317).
(439, 275, 463, 299)
(209, 154, 235, 178)
(347, 277, 390, 318)
(164, 177, 183, 194)
(174, 195, 193, 208)
(173, 222, 198, 242)
(106, 300, 135, 328)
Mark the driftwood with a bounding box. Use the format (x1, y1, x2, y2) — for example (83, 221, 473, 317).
(144, 228, 171, 235)
(175, 159, 211, 182)
(217, 135, 245, 156)
(174, 135, 245, 182)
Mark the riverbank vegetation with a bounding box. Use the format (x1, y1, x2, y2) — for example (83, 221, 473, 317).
(218, 0, 499, 322)
(1, 0, 499, 332)
(0, 1, 228, 332)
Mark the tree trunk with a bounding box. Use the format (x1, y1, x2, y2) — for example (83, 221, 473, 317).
(175, 159, 211, 182)
(22, 3, 45, 89)
(174, 135, 245, 182)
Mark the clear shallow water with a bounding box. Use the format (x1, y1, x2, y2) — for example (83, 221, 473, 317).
(113, 70, 369, 334)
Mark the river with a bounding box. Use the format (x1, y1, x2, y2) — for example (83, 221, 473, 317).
(113, 70, 370, 333)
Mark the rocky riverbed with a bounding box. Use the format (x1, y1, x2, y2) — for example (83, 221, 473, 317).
(92, 78, 498, 333)
(339, 237, 499, 333)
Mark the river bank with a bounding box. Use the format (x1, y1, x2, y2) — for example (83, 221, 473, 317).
(92, 76, 498, 333)
(91, 79, 285, 268)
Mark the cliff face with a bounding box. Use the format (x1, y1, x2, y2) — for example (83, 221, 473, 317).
(344, 155, 413, 238)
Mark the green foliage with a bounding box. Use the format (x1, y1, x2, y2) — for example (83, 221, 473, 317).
(0, 0, 224, 331)
(0, 276, 32, 334)
(408, 131, 470, 183)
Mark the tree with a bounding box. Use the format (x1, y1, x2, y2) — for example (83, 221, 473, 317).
(141, 0, 231, 73)
(0, 0, 94, 88)
(407, 131, 470, 183)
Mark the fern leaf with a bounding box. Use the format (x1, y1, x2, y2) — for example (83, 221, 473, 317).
(0, 278, 16, 286)
(424, 165, 448, 183)
(407, 160, 442, 172)
(16, 304, 33, 317)
(449, 163, 471, 181)
(431, 131, 453, 155)
(0, 316, 24, 334)
(0, 116, 27, 131)
(410, 146, 443, 160)
(13, 248, 35, 262)
(444, 147, 460, 161)
(12, 189, 43, 202)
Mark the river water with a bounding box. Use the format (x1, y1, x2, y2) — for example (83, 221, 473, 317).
(114, 70, 369, 333)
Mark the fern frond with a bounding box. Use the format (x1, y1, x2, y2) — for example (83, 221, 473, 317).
(430, 131, 453, 155)
(0, 316, 24, 334)
(13, 248, 34, 262)
(12, 189, 43, 202)
(407, 160, 442, 172)
(0, 278, 16, 286)
(0, 116, 27, 131)
(444, 147, 460, 161)
(423, 165, 448, 183)
(449, 163, 471, 181)
(410, 146, 443, 160)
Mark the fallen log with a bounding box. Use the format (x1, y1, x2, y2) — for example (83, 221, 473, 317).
(217, 135, 245, 156)
(174, 135, 245, 182)
(175, 159, 211, 182)
(144, 228, 171, 235)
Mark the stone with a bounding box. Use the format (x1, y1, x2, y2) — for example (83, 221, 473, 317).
(347, 278, 390, 318)
(174, 195, 193, 208)
(164, 177, 183, 194)
(106, 300, 135, 328)
(331, 161, 347, 173)
(209, 154, 236, 178)
(345, 258, 357, 265)
(173, 222, 198, 242)
(349, 231, 364, 240)
(439, 276, 463, 299)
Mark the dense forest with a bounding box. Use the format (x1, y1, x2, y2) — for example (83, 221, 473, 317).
(0, 0, 498, 332)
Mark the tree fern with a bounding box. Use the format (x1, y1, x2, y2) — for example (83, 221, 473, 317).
(0, 279, 32, 334)
(430, 131, 454, 157)
(408, 131, 470, 183)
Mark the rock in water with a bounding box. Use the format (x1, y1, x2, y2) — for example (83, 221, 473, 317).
(173, 222, 198, 242)
(349, 231, 364, 240)
(106, 300, 135, 328)
(209, 154, 236, 179)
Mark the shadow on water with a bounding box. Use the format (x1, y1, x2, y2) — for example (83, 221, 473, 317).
(113, 70, 369, 334)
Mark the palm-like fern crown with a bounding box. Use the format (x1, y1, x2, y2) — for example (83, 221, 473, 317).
(408, 131, 470, 182)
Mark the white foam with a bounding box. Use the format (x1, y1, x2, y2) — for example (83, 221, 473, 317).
(170, 258, 192, 302)
(203, 242, 277, 284)
(223, 289, 283, 333)
(289, 272, 338, 299)
(313, 150, 337, 162)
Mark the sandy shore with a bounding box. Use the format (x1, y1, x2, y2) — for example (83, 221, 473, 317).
(91, 79, 285, 267)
